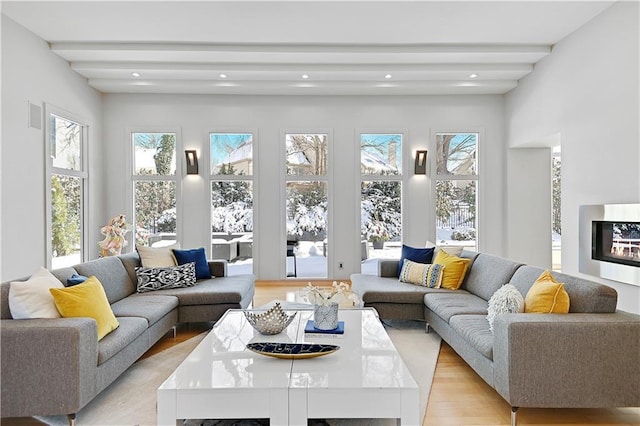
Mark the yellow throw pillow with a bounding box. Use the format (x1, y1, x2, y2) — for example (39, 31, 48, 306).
(50, 276, 119, 340)
(524, 270, 570, 313)
(433, 250, 471, 290)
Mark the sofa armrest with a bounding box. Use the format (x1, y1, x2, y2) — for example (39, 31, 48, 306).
(493, 312, 640, 408)
(0, 317, 99, 417)
(208, 259, 228, 277)
(378, 260, 400, 277)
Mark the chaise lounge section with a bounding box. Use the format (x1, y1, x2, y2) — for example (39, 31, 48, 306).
(0, 251, 255, 424)
(351, 251, 640, 425)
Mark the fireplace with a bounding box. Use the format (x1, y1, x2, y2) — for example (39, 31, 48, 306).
(579, 204, 640, 286)
(592, 221, 640, 267)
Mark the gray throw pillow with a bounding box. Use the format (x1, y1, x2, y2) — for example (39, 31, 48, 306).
(135, 262, 197, 293)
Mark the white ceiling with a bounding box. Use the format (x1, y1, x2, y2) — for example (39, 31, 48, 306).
(1, 0, 615, 95)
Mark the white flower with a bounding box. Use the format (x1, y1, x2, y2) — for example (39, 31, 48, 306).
(300, 281, 361, 307)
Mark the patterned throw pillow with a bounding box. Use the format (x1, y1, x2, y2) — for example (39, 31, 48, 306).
(486, 283, 524, 332)
(135, 262, 197, 293)
(399, 260, 445, 288)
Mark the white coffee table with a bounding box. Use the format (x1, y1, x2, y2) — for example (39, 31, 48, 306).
(158, 308, 419, 425)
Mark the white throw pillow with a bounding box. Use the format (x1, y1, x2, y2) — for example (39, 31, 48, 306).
(486, 283, 524, 332)
(425, 240, 464, 257)
(9, 267, 64, 319)
(136, 243, 180, 268)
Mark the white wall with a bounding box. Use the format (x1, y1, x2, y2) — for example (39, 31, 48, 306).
(505, 2, 640, 313)
(103, 94, 506, 280)
(0, 15, 103, 281)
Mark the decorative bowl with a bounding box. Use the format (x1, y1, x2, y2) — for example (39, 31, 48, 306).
(244, 303, 297, 335)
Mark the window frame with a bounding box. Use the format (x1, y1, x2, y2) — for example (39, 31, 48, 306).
(127, 127, 182, 249)
(44, 104, 90, 268)
(208, 129, 258, 268)
(432, 130, 481, 251)
(281, 129, 333, 279)
(357, 130, 407, 265)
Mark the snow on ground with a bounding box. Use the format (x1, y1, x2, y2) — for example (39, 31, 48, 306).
(227, 240, 402, 277)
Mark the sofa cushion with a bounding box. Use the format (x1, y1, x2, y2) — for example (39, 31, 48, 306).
(110, 294, 179, 325)
(461, 253, 523, 301)
(136, 243, 179, 268)
(449, 314, 494, 360)
(351, 273, 461, 304)
(524, 270, 570, 314)
(97, 316, 148, 365)
(486, 284, 524, 332)
(433, 250, 471, 290)
(398, 260, 444, 288)
(424, 292, 489, 322)
(509, 266, 617, 313)
(8, 268, 64, 319)
(135, 262, 197, 292)
(137, 275, 252, 306)
(50, 276, 120, 341)
(50, 267, 79, 287)
(74, 256, 135, 304)
(397, 245, 435, 277)
(172, 247, 211, 280)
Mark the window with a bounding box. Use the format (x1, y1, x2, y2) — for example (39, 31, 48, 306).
(46, 110, 88, 268)
(360, 133, 403, 272)
(552, 145, 562, 271)
(435, 133, 478, 250)
(210, 133, 254, 274)
(132, 132, 177, 247)
(285, 133, 328, 278)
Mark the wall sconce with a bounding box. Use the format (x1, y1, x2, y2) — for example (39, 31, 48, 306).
(414, 150, 428, 174)
(185, 150, 199, 175)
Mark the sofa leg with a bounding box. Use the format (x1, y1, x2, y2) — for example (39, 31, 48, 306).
(425, 323, 431, 334)
(172, 326, 177, 339)
(510, 406, 518, 426)
(67, 413, 76, 426)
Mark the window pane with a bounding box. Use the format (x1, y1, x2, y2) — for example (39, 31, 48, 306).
(134, 181, 177, 246)
(361, 181, 402, 265)
(286, 181, 327, 278)
(436, 133, 477, 175)
(133, 133, 176, 175)
(210, 133, 253, 175)
(360, 134, 402, 175)
(552, 147, 562, 271)
(286, 133, 327, 176)
(51, 115, 81, 171)
(435, 179, 476, 250)
(211, 181, 253, 233)
(51, 174, 82, 268)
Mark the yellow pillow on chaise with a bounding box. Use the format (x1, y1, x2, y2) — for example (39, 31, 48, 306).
(50, 276, 119, 340)
(433, 250, 471, 290)
(524, 270, 570, 313)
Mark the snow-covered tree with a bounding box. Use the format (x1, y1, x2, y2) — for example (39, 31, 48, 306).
(211, 163, 253, 233)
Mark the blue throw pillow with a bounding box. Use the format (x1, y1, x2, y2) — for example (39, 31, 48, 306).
(67, 273, 88, 286)
(397, 245, 435, 277)
(172, 247, 211, 280)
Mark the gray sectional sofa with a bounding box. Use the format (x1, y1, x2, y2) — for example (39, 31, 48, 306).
(351, 251, 640, 425)
(0, 251, 255, 424)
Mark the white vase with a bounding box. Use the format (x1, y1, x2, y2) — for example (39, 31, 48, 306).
(313, 302, 339, 330)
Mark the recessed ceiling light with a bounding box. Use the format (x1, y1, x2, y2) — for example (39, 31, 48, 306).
(469, 74, 478, 78)
(131, 72, 141, 77)
(302, 74, 309, 79)
(385, 74, 392, 79)
(219, 74, 227, 78)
